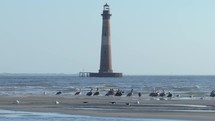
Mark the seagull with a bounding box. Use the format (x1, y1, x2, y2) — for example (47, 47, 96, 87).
(127, 89, 133, 97)
(86, 88, 93, 96)
(75, 88, 81, 95)
(56, 91, 62, 95)
(93, 88, 100, 96)
(43, 92, 47, 95)
(14, 100, 20, 104)
(55, 101, 59, 105)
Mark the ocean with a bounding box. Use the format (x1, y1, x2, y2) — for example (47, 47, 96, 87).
(0, 75, 214, 97)
(0, 75, 214, 121)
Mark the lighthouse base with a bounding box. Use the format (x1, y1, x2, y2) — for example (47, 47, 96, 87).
(89, 72, 123, 77)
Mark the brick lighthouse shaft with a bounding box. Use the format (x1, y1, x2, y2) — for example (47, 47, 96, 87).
(89, 4, 122, 77)
(99, 4, 113, 73)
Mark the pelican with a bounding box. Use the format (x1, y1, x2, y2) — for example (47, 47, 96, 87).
(56, 91, 62, 95)
(86, 88, 93, 96)
(105, 89, 114, 96)
(138, 92, 142, 97)
(75, 88, 81, 95)
(159, 90, 166, 97)
(149, 88, 159, 97)
(115, 89, 123, 96)
(167, 92, 173, 97)
(93, 88, 100, 96)
(210, 90, 215, 97)
(127, 89, 133, 97)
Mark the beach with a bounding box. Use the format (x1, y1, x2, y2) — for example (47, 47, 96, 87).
(0, 75, 215, 121)
(0, 95, 215, 121)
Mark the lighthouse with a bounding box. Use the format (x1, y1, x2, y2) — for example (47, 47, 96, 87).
(90, 4, 122, 77)
(99, 3, 113, 73)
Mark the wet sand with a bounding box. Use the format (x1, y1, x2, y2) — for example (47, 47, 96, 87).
(0, 95, 215, 121)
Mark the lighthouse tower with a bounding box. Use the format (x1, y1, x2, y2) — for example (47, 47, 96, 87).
(99, 3, 113, 73)
(90, 4, 122, 77)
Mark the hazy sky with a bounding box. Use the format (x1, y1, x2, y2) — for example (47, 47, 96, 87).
(0, 0, 215, 75)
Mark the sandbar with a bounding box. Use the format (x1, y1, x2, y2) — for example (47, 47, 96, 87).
(0, 95, 214, 121)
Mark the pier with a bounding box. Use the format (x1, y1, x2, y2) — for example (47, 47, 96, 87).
(79, 72, 90, 77)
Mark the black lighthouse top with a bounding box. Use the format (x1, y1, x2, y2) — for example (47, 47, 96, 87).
(103, 3, 109, 11)
(102, 3, 111, 19)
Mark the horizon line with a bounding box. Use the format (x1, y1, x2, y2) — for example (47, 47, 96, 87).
(0, 73, 215, 76)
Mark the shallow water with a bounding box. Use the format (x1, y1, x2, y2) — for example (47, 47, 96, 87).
(0, 75, 214, 98)
(0, 110, 190, 121)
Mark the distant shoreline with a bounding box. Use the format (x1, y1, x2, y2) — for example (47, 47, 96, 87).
(0, 73, 78, 76)
(1, 73, 215, 77)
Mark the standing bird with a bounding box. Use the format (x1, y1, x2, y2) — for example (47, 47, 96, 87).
(14, 100, 20, 104)
(43, 92, 46, 95)
(86, 88, 93, 96)
(126, 103, 130, 106)
(210, 90, 215, 97)
(55, 101, 59, 105)
(138, 92, 142, 97)
(115, 89, 123, 96)
(149, 88, 159, 97)
(159, 90, 166, 97)
(75, 88, 81, 95)
(167, 92, 173, 97)
(105, 89, 114, 96)
(127, 89, 133, 97)
(93, 88, 100, 96)
(56, 91, 62, 95)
